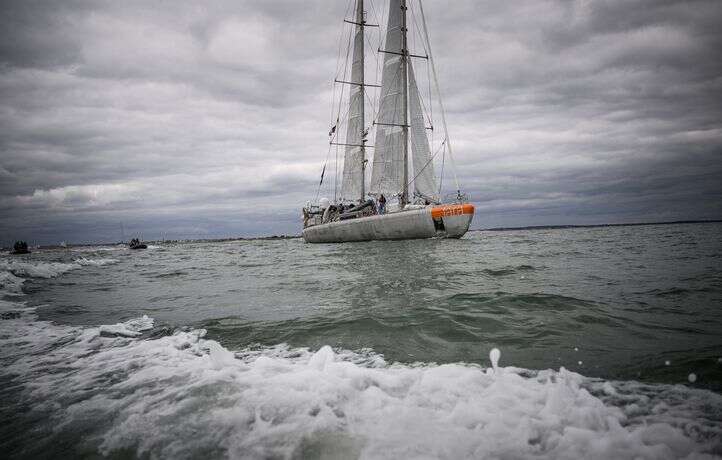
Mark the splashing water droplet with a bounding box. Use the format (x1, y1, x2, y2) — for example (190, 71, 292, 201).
(688, 373, 697, 383)
(489, 348, 500, 373)
(578, 361, 583, 366)
(574, 347, 579, 352)
(665, 360, 671, 366)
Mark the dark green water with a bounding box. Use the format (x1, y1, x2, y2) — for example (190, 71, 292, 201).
(1, 222, 721, 458)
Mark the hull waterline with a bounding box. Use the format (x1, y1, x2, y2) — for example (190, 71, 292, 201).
(303, 203, 474, 243)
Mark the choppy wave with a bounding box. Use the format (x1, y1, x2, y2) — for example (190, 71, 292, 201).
(480, 264, 538, 277)
(0, 257, 118, 283)
(73, 244, 128, 252)
(99, 314, 155, 337)
(2, 310, 720, 459)
(73, 257, 119, 267)
(0, 259, 79, 279)
(2, 229, 722, 459)
(0, 270, 25, 294)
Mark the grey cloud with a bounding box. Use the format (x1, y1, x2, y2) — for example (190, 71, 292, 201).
(1, 0, 721, 244)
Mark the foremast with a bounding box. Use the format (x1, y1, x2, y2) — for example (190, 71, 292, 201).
(339, 0, 369, 203)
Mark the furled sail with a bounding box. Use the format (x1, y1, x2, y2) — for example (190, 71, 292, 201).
(369, 0, 405, 198)
(340, 1, 365, 202)
(408, 62, 437, 201)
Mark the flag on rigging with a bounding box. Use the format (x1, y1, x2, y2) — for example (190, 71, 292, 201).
(319, 164, 326, 186)
(329, 125, 336, 137)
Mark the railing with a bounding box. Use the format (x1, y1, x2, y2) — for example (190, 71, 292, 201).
(443, 192, 470, 203)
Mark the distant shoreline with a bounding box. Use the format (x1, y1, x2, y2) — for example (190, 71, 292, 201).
(4, 220, 721, 250)
(474, 219, 722, 232)
(1, 234, 301, 251)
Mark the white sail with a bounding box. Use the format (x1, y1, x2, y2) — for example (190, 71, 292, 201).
(302, 0, 475, 243)
(369, 0, 405, 198)
(340, 0, 365, 202)
(408, 62, 437, 201)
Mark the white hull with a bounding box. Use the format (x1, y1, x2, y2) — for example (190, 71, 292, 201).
(303, 204, 474, 243)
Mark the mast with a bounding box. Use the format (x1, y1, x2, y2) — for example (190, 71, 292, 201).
(369, 0, 407, 200)
(400, 0, 409, 207)
(358, 0, 366, 202)
(338, 0, 371, 204)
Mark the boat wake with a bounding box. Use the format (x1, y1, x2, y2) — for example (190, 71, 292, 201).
(1, 259, 721, 459)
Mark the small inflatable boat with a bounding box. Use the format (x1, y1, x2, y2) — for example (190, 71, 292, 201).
(11, 241, 30, 255)
(128, 238, 147, 250)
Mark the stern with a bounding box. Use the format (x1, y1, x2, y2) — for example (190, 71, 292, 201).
(430, 203, 475, 238)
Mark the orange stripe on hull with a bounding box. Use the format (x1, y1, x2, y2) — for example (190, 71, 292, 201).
(430, 203, 475, 219)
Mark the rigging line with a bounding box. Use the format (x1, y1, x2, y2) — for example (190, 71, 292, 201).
(330, 44, 360, 144)
(363, 88, 377, 129)
(438, 141, 445, 195)
(410, 61, 433, 128)
(334, 1, 354, 79)
(330, 89, 357, 148)
(330, 17, 354, 146)
(334, 134, 340, 202)
(368, 56, 404, 126)
(364, 31, 380, 104)
(368, 0, 383, 39)
(362, 6, 380, 64)
(333, 3, 354, 104)
(407, 138, 446, 197)
(408, 3, 429, 56)
(407, 5, 434, 132)
(327, 1, 357, 202)
(400, 5, 433, 130)
(370, 0, 384, 115)
(427, 39, 433, 137)
(331, 1, 354, 124)
(418, 0, 461, 193)
(358, 3, 380, 128)
(321, 3, 353, 204)
(363, 31, 381, 122)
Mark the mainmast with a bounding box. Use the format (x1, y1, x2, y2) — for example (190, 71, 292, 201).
(369, 0, 412, 202)
(357, 0, 366, 202)
(400, 0, 409, 207)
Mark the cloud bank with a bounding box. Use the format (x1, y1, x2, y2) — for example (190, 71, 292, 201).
(1, 0, 721, 244)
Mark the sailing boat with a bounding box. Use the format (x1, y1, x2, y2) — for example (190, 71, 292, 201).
(302, 0, 474, 243)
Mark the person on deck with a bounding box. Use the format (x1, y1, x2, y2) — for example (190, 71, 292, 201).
(378, 194, 386, 215)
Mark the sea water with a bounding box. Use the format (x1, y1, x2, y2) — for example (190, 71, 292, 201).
(1, 223, 721, 458)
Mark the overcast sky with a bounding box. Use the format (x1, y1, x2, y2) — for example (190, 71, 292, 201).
(1, 0, 721, 244)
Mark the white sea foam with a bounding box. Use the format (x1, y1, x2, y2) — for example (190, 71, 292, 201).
(0, 259, 79, 279)
(73, 257, 119, 267)
(0, 270, 25, 295)
(99, 315, 154, 337)
(0, 257, 119, 285)
(0, 256, 122, 360)
(74, 245, 128, 252)
(1, 257, 720, 459)
(3, 315, 719, 459)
